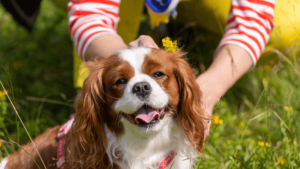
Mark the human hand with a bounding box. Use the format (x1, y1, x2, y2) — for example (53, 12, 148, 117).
(196, 44, 253, 140)
(128, 35, 159, 49)
(196, 73, 221, 141)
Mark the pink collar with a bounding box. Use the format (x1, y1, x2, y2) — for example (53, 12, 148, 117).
(56, 118, 73, 169)
(56, 118, 177, 169)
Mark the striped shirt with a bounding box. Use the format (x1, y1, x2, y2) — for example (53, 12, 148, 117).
(68, 0, 276, 65)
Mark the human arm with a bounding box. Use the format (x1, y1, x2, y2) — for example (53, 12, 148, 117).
(196, 44, 252, 138)
(199, 0, 276, 138)
(84, 34, 127, 60)
(84, 34, 160, 60)
(68, 0, 126, 61)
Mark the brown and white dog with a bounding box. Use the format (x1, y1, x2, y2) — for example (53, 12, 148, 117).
(0, 47, 207, 169)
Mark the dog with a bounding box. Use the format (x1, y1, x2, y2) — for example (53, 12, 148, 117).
(0, 47, 207, 169)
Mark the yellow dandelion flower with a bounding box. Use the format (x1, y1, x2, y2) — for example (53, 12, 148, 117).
(0, 90, 6, 98)
(265, 142, 269, 147)
(293, 141, 296, 146)
(240, 121, 245, 127)
(0, 141, 2, 148)
(276, 157, 285, 165)
(212, 115, 223, 125)
(258, 141, 266, 147)
(218, 119, 223, 125)
(284, 106, 292, 112)
(212, 115, 220, 124)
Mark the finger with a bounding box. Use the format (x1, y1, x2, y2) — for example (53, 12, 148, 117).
(141, 36, 159, 49)
(129, 35, 146, 47)
(138, 41, 158, 48)
(128, 40, 139, 48)
(151, 42, 159, 49)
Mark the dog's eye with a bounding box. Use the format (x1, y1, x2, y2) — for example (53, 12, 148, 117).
(115, 78, 127, 86)
(153, 71, 165, 79)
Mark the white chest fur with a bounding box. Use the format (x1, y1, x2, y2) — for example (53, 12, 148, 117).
(0, 157, 8, 169)
(105, 116, 197, 169)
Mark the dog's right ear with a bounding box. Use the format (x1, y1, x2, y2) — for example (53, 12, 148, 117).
(67, 60, 109, 168)
(172, 50, 208, 154)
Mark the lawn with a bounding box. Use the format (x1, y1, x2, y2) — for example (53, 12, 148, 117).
(0, 1, 300, 168)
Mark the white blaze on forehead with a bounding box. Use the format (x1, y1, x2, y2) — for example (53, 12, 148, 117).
(116, 47, 151, 74)
(114, 47, 168, 115)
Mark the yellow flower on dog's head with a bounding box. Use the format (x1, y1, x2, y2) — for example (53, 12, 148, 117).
(162, 37, 179, 53)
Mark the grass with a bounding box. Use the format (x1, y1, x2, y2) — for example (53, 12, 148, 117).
(196, 59, 300, 168)
(0, 0, 75, 155)
(0, 0, 300, 168)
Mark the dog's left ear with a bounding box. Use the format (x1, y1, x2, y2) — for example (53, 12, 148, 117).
(173, 51, 207, 154)
(66, 60, 109, 168)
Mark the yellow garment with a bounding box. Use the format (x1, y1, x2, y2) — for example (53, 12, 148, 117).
(176, 0, 300, 65)
(73, 50, 89, 88)
(147, 10, 170, 29)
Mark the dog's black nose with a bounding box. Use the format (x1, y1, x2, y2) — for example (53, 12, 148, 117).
(132, 81, 152, 100)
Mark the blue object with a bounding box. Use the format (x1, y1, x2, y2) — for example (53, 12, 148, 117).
(170, 9, 178, 19)
(145, 0, 172, 12)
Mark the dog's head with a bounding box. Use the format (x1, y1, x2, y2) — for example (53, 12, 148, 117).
(70, 47, 207, 167)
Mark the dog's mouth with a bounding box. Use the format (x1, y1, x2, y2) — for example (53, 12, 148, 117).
(121, 105, 168, 128)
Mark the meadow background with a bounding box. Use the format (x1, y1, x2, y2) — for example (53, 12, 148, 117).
(0, 0, 299, 168)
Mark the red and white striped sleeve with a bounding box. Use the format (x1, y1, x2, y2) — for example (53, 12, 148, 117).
(217, 0, 276, 66)
(68, 0, 121, 60)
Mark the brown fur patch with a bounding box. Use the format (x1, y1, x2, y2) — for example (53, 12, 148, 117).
(142, 49, 181, 116)
(144, 49, 207, 154)
(64, 55, 134, 169)
(5, 126, 61, 169)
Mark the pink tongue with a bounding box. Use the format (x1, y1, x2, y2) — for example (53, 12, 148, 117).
(135, 106, 160, 124)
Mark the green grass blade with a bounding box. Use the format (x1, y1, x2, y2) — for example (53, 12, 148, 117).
(271, 110, 292, 134)
(249, 111, 267, 122)
(0, 81, 47, 169)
